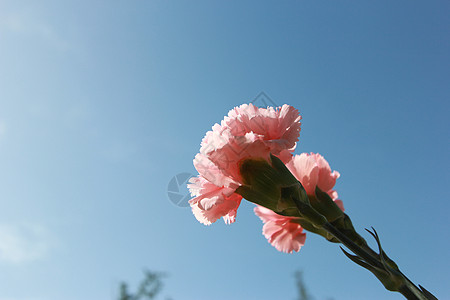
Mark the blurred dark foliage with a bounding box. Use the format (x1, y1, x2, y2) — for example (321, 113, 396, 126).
(119, 268, 335, 300)
(294, 270, 334, 300)
(118, 270, 172, 300)
(294, 270, 313, 300)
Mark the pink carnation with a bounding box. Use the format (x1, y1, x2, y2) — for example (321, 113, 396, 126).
(189, 103, 302, 225)
(254, 206, 306, 253)
(255, 152, 343, 253)
(188, 176, 241, 225)
(287, 152, 343, 210)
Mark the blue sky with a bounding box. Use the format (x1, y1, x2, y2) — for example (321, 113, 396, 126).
(0, 1, 449, 299)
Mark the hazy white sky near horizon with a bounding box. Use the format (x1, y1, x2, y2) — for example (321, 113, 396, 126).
(0, 1, 449, 299)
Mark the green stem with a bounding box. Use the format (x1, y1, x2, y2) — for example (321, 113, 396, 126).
(322, 223, 427, 300)
(322, 222, 383, 269)
(291, 196, 432, 300)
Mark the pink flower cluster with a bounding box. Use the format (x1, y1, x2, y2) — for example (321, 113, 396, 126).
(254, 153, 343, 253)
(188, 103, 343, 253)
(188, 103, 301, 225)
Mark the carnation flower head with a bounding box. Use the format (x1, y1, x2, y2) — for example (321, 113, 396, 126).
(287, 152, 343, 210)
(254, 205, 306, 253)
(188, 103, 302, 225)
(255, 152, 343, 253)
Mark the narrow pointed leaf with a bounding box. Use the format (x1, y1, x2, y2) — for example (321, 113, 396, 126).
(419, 285, 439, 300)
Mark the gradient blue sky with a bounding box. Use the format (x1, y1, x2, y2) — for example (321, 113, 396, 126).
(0, 1, 449, 300)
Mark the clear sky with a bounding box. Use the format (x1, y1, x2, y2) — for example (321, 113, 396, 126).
(0, 1, 449, 300)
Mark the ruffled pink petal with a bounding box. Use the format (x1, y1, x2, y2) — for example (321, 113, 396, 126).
(225, 104, 301, 152)
(286, 152, 341, 198)
(286, 153, 320, 195)
(334, 199, 344, 211)
(313, 153, 340, 193)
(276, 149, 295, 164)
(191, 196, 241, 225)
(275, 105, 302, 150)
(254, 205, 289, 223)
(188, 176, 242, 225)
(222, 209, 238, 225)
(193, 153, 239, 189)
(254, 206, 306, 253)
(264, 222, 306, 253)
